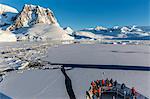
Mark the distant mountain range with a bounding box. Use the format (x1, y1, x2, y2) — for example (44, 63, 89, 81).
(75, 26, 150, 40)
(0, 4, 149, 42)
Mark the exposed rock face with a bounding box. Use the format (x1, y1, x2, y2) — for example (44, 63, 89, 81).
(7, 4, 59, 31)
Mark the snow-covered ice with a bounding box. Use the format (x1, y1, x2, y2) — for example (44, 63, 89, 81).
(0, 43, 149, 99)
(45, 44, 150, 67)
(0, 68, 149, 99)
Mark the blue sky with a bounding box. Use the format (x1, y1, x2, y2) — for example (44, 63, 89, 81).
(0, 0, 149, 29)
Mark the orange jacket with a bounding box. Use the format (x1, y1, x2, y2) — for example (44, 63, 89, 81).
(98, 87, 101, 93)
(93, 88, 97, 94)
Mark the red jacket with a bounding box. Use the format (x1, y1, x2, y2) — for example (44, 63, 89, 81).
(102, 79, 105, 85)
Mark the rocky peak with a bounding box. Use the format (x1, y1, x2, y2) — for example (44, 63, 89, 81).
(7, 4, 59, 31)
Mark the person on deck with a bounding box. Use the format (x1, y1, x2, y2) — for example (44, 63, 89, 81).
(91, 81, 97, 89)
(121, 83, 126, 89)
(105, 78, 110, 87)
(96, 80, 100, 88)
(102, 79, 105, 86)
(114, 80, 117, 87)
(92, 86, 98, 99)
(110, 78, 113, 85)
(131, 87, 136, 98)
(97, 86, 102, 98)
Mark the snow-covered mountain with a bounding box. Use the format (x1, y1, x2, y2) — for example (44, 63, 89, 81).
(0, 4, 18, 29)
(0, 4, 73, 41)
(7, 4, 59, 31)
(78, 25, 150, 40)
(0, 4, 18, 42)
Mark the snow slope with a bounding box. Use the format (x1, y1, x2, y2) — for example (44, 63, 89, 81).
(16, 23, 74, 41)
(0, 30, 16, 42)
(64, 27, 74, 35)
(74, 31, 102, 40)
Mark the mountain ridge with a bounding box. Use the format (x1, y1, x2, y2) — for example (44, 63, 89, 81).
(77, 25, 150, 40)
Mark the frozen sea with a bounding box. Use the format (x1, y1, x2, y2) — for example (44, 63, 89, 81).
(0, 42, 150, 99)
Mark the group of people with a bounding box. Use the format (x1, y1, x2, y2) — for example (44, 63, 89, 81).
(86, 78, 114, 99)
(86, 78, 137, 99)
